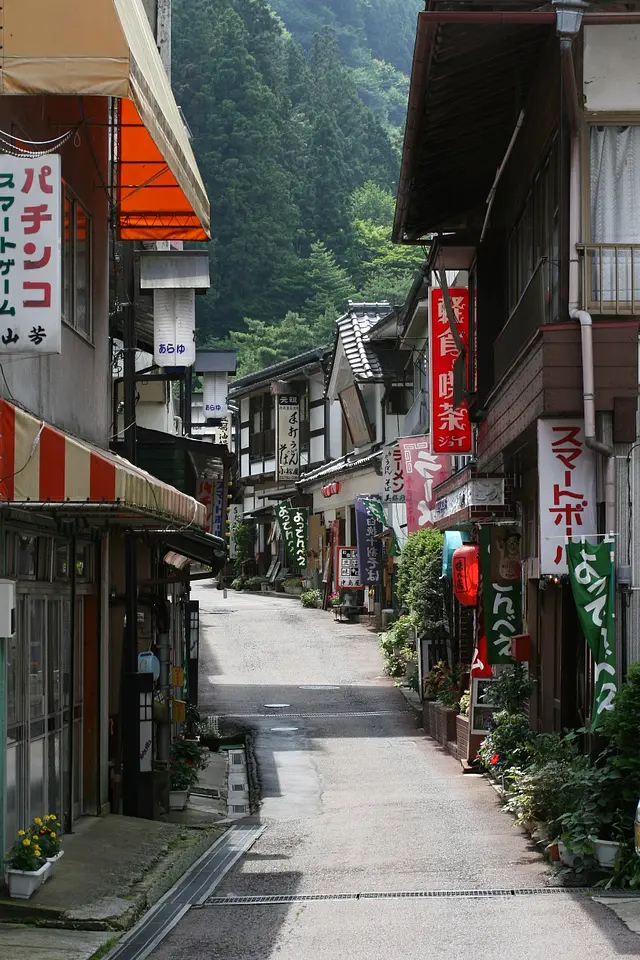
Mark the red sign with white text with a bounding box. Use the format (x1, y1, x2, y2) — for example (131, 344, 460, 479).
(398, 436, 450, 533)
(429, 288, 472, 454)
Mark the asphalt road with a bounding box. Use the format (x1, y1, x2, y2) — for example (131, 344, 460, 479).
(151, 586, 640, 959)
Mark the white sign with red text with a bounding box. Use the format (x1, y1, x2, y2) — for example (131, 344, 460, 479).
(538, 419, 597, 575)
(0, 155, 61, 355)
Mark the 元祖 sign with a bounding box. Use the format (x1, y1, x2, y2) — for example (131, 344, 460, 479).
(0, 155, 62, 355)
(398, 436, 450, 533)
(538, 419, 597, 575)
(276, 395, 300, 482)
(429, 288, 471, 454)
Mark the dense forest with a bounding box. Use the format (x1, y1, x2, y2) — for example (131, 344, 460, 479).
(172, 0, 424, 373)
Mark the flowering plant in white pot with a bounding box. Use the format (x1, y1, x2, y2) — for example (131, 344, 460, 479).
(5, 828, 49, 898)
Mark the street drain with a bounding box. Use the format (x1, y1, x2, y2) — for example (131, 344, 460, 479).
(203, 887, 590, 907)
(227, 711, 408, 719)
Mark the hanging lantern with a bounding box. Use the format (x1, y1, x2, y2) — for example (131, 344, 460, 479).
(203, 371, 229, 419)
(452, 543, 480, 607)
(153, 289, 196, 367)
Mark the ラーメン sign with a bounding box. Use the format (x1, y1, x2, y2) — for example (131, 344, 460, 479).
(398, 436, 450, 533)
(566, 540, 616, 729)
(274, 502, 308, 568)
(0, 155, 62, 355)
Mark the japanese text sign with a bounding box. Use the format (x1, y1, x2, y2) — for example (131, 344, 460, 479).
(355, 496, 383, 586)
(480, 525, 522, 665)
(566, 540, 616, 729)
(337, 547, 361, 588)
(398, 436, 450, 533)
(381, 444, 405, 502)
(274, 502, 308, 568)
(153, 288, 196, 367)
(429, 288, 471, 453)
(538, 419, 597, 575)
(228, 504, 243, 559)
(0, 155, 61, 355)
(276, 395, 300, 482)
(213, 480, 224, 538)
(197, 478, 214, 533)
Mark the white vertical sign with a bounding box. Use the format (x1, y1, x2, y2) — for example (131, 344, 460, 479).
(153, 288, 196, 366)
(538, 419, 597, 575)
(203, 371, 228, 418)
(381, 444, 405, 502)
(276, 394, 300, 481)
(0, 154, 61, 355)
(228, 504, 243, 558)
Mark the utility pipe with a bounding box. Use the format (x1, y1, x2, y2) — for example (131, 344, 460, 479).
(562, 40, 616, 536)
(418, 11, 640, 25)
(480, 109, 525, 243)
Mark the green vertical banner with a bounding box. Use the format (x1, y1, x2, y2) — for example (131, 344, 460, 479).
(480, 526, 522, 665)
(566, 540, 616, 729)
(275, 502, 309, 568)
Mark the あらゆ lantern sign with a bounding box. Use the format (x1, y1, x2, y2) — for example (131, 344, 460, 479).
(452, 544, 480, 607)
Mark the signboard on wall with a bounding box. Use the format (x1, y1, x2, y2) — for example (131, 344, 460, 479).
(203, 371, 228, 418)
(337, 547, 361, 588)
(398, 436, 450, 533)
(0, 155, 62, 355)
(429, 288, 471, 453)
(355, 496, 382, 586)
(276, 394, 300, 481)
(228, 504, 243, 558)
(538, 419, 597, 575)
(213, 480, 224, 538)
(381, 444, 405, 502)
(339, 384, 373, 447)
(197, 478, 214, 533)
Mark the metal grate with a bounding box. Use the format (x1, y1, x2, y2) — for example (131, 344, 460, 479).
(203, 887, 593, 907)
(225, 711, 408, 720)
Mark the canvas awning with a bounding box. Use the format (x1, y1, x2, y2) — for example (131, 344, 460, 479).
(0, 400, 207, 528)
(0, 0, 210, 240)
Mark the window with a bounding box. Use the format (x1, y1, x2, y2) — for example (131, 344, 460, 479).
(62, 185, 92, 340)
(249, 394, 275, 460)
(507, 138, 560, 322)
(589, 125, 640, 303)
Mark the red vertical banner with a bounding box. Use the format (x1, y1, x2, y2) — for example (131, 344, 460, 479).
(398, 436, 450, 533)
(429, 288, 472, 454)
(197, 478, 214, 533)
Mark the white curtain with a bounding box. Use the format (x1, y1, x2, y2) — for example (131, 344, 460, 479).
(590, 125, 640, 304)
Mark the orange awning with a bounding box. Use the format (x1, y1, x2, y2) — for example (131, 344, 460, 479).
(0, 0, 210, 241)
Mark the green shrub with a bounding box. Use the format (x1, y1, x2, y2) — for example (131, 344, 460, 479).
(492, 664, 533, 714)
(230, 577, 246, 591)
(282, 577, 303, 590)
(379, 614, 419, 684)
(477, 711, 536, 772)
(301, 589, 323, 608)
(245, 576, 268, 591)
(459, 691, 470, 718)
(396, 529, 445, 636)
(233, 520, 256, 564)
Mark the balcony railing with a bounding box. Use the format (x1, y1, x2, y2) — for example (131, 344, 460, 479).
(579, 243, 640, 315)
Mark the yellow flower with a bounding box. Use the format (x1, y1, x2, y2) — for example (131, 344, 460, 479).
(34, 847, 41, 856)
(48, 813, 56, 820)
(23, 838, 31, 847)
(18, 830, 25, 837)
(34, 817, 43, 826)
(50, 832, 56, 839)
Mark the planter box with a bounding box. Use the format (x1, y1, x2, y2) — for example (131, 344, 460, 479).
(593, 838, 620, 870)
(283, 587, 303, 597)
(423, 699, 438, 739)
(169, 789, 189, 811)
(45, 849, 64, 878)
(435, 703, 457, 747)
(455, 715, 484, 764)
(7, 861, 50, 899)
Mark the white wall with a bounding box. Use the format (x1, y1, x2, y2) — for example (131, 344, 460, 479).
(584, 26, 640, 112)
(329, 400, 343, 460)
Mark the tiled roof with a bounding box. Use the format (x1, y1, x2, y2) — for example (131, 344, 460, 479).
(336, 302, 392, 381)
(298, 450, 382, 486)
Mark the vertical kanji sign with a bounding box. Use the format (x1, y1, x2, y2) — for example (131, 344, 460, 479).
(354, 496, 382, 586)
(398, 436, 450, 533)
(429, 288, 471, 453)
(197, 478, 214, 533)
(538, 419, 597, 575)
(276, 394, 300, 482)
(0, 155, 61, 355)
(381, 444, 405, 502)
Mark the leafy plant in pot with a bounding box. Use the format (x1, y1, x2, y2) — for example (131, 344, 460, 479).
(169, 737, 210, 810)
(5, 828, 49, 898)
(32, 814, 64, 873)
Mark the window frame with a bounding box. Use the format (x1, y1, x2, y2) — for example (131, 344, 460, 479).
(61, 183, 93, 343)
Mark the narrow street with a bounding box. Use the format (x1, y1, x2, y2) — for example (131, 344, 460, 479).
(145, 586, 639, 960)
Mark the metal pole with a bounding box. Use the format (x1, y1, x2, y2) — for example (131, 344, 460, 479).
(66, 531, 77, 834)
(121, 242, 137, 465)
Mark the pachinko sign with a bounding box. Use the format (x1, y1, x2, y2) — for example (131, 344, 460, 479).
(429, 288, 471, 454)
(0, 156, 61, 355)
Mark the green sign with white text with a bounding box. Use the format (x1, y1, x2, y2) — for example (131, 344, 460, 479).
(480, 526, 521, 665)
(566, 540, 616, 729)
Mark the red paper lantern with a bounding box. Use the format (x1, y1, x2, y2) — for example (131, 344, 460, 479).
(452, 544, 480, 607)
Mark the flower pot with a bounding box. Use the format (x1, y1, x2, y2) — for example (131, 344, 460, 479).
(547, 842, 561, 863)
(520, 820, 536, 836)
(533, 821, 549, 843)
(7, 861, 50, 899)
(169, 789, 189, 811)
(558, 841, 577, 868)
(45, 849, 64, 877)
(592, 838, 620, 870)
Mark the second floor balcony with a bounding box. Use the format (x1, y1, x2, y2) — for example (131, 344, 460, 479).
(579, 244, 640, 316)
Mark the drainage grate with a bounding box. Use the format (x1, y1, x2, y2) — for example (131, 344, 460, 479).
(203, 887, 591, 907)
(225, 711, 408, 720)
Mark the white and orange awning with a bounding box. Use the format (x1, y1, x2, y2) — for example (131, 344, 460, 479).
(0, 400, 206, 528)
(0, 0, 210, 241)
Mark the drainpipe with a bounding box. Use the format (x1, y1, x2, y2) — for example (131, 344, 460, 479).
(560, 8, 616, 537)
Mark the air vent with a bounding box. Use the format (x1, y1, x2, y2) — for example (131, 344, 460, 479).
(232, 783, 246, 792)
(231, 804, 248, 814)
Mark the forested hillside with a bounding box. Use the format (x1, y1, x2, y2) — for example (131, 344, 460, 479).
(172, 0, 423, 372)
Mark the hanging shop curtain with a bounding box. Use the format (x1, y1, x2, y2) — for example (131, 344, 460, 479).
(0, 0, 210, 241)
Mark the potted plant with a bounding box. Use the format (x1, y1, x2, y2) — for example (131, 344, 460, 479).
(329, 591, 341, 609)
(282, 577, 304, 596)
(32, 814, 64, 875)
(5, 828, 49, 898)
(300, 589, 323, 609)
(169, 736, 210, 810)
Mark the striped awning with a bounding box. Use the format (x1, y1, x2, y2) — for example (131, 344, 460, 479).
(0, 400, 206, 527)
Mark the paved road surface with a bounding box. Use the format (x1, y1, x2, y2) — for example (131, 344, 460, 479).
(151, 586, 639, 959)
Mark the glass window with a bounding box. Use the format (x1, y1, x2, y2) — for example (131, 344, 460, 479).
(18, 535, 37, 578)
(7, 630, 23, 729)
(55, 542, 69, 580)
(29, 599, 45, 720)
(29, 737, 45, 821)
(62, 187, 92, 341)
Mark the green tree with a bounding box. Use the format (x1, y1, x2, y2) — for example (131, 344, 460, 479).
(396, 529, 446, 637)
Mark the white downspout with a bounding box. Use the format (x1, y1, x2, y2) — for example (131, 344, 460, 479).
(562, 37, 616, 536)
